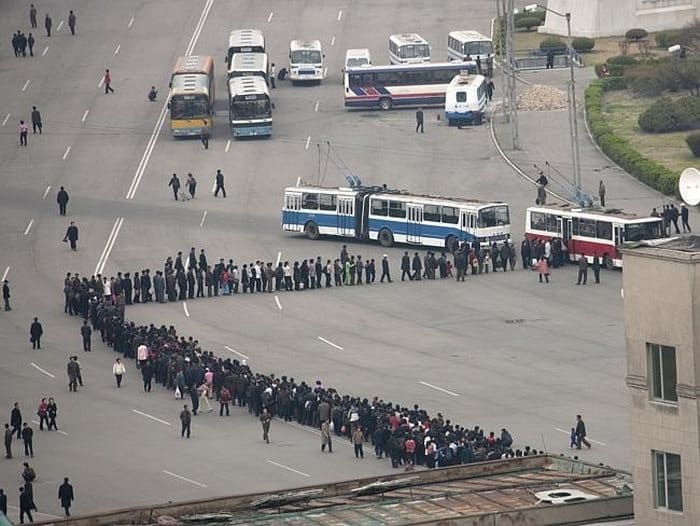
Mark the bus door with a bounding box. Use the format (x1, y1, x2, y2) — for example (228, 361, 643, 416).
(407, 204, 423, 244)
(614, 224, 624, 248)
(286, 193, 302, 231)
(560, 216, 572, 251)
(337, 197, 354, 237)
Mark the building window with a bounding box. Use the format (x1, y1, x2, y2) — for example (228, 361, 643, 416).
(647, 343, 677, 403)
(653, 451, 683, 512)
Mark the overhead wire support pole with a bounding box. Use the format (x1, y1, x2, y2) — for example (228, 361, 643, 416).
(505, 0, 519, 149)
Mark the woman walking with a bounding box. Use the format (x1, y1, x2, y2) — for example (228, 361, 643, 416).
(47, 398, 58, 430)
(113, 358, 126, 388)
(536, 257, 550, 283)
(37, 399, 48, 430)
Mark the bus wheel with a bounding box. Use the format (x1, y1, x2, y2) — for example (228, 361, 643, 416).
(305, 221, 320, 240)
(603, 254, 614, 269)
(445, 235, 457, 253)
(378, 98, 392, 111)
(378, 228, 394, 247)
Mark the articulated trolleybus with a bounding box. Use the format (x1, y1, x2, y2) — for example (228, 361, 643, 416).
(282, 185, 510, 250)
(525, 205, 665, 268)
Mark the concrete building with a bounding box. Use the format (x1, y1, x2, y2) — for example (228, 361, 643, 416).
(622, 237, 700, 525)
(540, 0, 699, 38)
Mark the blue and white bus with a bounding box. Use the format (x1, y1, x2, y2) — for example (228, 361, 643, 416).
(344, 61, 477, 110)
(282, 185, 510, 250)
(228, 76, 272, 137)
(444, 73, 488, 125)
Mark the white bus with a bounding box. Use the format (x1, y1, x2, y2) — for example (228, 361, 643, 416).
(447, 31, 493, 74)
(444, 73, 488, 125)
(228, 52, 269, 84)
(226, 29, 265, 70)
(389, 33, 431, 64)
(345, 48, 372, 69)
(228, 76, 272, 138)
(289, 40, 325, 83)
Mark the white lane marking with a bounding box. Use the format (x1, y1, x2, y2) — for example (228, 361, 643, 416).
(274, 295, 282, 310)
(30, 362, 55, 378)
(225, 139, 231, 152)
(276, 251, 281, 266)
(1, 113, 9, 126)
(42, 46, 49, 56)
(42, 185, 51, 199)
(98, 76, 104, 88)
(24, 219, 34, 236)
(331, 36, 336, 46)
(314, 100, 319, 112)
(1, 267, 9, 281)
(323, 67, 328, 78)
(305, 136, 311, 150)
(132, 409, 172, 426)
(114, 44, 121, 55)
(56, 20, 64, 31)
(162, 470, 207, 488)
(94, 217, 124, 275)
(224, 345, 249, 360)
(81, 109, 89, 122)
(295, 176, 301, 187)
(62, 145, 71, 160)
(419, 381, 459, 397)
(211, 180, 217, 193)
(199, 210, 207, 227)
(184, 0, 213, 56)
(183, 301, 190, 317)
(21, 80, 30, 92)
(128, 17, 134, 28)
(31, 419, 67, 435)
(267, 11, 274, 22)
(318, 336, 343, 351)
(555, 427, 607, 446)
(337, 9, 343, 21)
(267, 459, 310, 477)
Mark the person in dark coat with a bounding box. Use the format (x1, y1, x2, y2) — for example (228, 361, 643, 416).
(44, 13, 52, 37)
(576, 256, 588, 285)
(411, 252, 422, 280)
(592, 253, 601, 284)
(56, 187, 69, 216)
(21, 423, 33, 457)
(63, 222, 79, 251)
(0, 488, 6, 517)
(400, 252, 411, 281)
(500, 242, 511, 272)
(19, 485, 34, 523)
(168, 174, 181, 201)
(80, 320, 92, 352)
(380, 255, 392, 282)
(520, 236, 531, 269)
(58, 478, 74, 516)
(29, 318, 43, 349)
(3, 280, 10, 311)
(10, 403, 22, 439)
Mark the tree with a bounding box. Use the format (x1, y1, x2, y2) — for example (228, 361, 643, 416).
(667, 56, 700, 96)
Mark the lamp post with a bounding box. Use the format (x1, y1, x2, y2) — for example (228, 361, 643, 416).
(525, 4, 582, 201)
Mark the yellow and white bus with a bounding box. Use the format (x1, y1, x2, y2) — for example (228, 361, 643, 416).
(169, 55, 215, 137)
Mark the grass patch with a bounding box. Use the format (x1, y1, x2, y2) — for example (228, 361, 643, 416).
(601, 91, 695, 173)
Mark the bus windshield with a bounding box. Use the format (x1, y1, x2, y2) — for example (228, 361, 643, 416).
(478, 205, 509, 227)
(463, 41, 493, 56)
(231, 99, 271, 119)
(625, 220, 664, 242)
(346, 57, 369, 67)
(170, 95, 209, 120)
(400, 44, 430, 59)
(291, 50, 321, 64)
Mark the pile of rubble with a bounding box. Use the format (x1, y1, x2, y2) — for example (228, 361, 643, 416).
(517, 84, 570, 111)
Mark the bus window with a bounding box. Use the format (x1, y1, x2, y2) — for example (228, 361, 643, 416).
(319, 194, 337, 211)
(546, 213, 560, 233)
(578, 218, 596, 237)
(441, 206, 459, 224)
(371, 199, 388, 216)
(531, 211, 546, 230)
(596, 220, 612, 240)
(388, 201, 406, 218)
(479, 205, 509, 227)
(302, 193, 319, 210)
(455, 91, 467, 103)
(625, 221, 663, 241)
(285, 194, 301, 209)
(423, 204, 440, 222)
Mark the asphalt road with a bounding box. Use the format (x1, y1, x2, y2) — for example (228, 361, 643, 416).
(0, 0, 670, 520)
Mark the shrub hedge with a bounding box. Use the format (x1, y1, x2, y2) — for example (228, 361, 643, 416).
(585, 79, 679, 195)
(539, 36, 565, 51)
(655, 30, 684, 49)
(686, 132, 700, 157)
(572, 37, 595, 52)
(626, 65, 670, 96)
(638, 96, 700, 132)
(516, 16, 542, 31)
(626, 28, 649, 41)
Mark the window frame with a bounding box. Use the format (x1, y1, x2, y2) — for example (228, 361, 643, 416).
(653, 450, 683, 512)
(647, 343, 678, 404)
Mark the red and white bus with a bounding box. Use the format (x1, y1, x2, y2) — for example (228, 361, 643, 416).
(525, 205, 665, 268)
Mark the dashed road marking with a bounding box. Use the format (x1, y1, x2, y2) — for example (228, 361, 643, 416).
(56, 20, 64, 31)
(128, 17, 134, 28)
(225, 139, 231, 152)
(276, 251, 281, 266)
(274, 295, 282, 310)
(43, 185, 51, 199)
(224, 345, 249, 360)
(314, 100, 319, 112)
(419, 381, 459, 397)
(200, 210, 207, 227)
(337, 9, 343, 21)
(62, 145, 71, 160)
(555, 427, 607, 446)
(318, 336, 343, 351)
(114, 44, 121, 55)
(30, 362, 55, 378)
(1, 267, 9, 281)
(1, 113, 9, 126)
(267, 11, 274, 22)
(183, 301, 190, 317)
(162, 470, 207, 488)
(305, 136, 311, 150)
(21, 80, 30, 91)
(132, 409, 172, 426)
(81, 109, 89, 122)
(24, 219, 34, 236)
(267, 459, 310, 477)
(42, 46, 49, 56)
(331, 36, 336, 46)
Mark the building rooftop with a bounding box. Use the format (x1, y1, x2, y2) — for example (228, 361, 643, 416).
(622, 234, 700, 261)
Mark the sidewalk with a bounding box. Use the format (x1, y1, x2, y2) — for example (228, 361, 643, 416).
(492, 66, 677, 217)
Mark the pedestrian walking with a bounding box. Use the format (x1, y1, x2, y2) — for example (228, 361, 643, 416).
(19, 32, 28, 57)
(3, 280, 10, 311)
(415, 107, 424, 133)
(56, 186, 69, 216)
(4, 424, 12, 459)
(0, 488, 6, 517)
(63, 221, 79, 250)
(22, 463, 36, 485)
(27, 33, 34, 57)
(486, 78, 495, 102)
(592, 253, 601, 284)
(45, 13, 52, 37)
(536, 257, 549, 283)
(219, 386, 231, 416)
(36, 400, 48, 431)
(103, 69, 114, 93)
(575, 414, 591, 449)
(19, 485, 34, 523)
(576, 256, 588, 285)
(260, 408, 272, 443)
(270, 63, 276, 88)
(186, 173, 197, 199)
(179, 404, 191, 438)
(214, 169, 226, 197)
(168, 173, 181, 201)
(68, 10, 76, 35)
(21, 424, 33, 458)
(30, 107, 42, 134)
(67, 358, 80, 392)
(58, 478, 74, 517)
(18, 121, 28, 146)
(352, 426, 364, 458)
(321, 420, 332, 452)
(29, 318, 43, 349)
(80, 320, 91, 351)
(10, 403, 22, 439)
(598, 180, 606, 207)
(380, 254, 392, 282)
(681, 203, 691, 233)
(200, 120, 210, 149)
(46, 399, 57, 431)
(112, 358, 126, 388)
(29, 4, 38, 28)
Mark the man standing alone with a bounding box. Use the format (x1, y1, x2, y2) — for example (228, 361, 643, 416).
(56, 186, 69, 216)
(415, 107, 424, 133)
(180, 405, 191, 438)
(2, 280, 10, 311)
(10, 403, 22, 439)
(21, 423, 33, 458)
(598, 180, 606, 207)
(68, 11, 76, 36)
(29, 4, 38, 28)
(214, 169, 226, 197)
(576, 256, 588, 285)
(80, 320, 91, 352)
(58, 478, 74, 516)
(260, 408, 272, 443)
(31, 106, 42, 134)
(29, 318, 43, 349)
(45, 13, 52, 37)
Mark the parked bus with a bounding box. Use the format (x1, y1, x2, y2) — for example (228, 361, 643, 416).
(228, 52, 269, 84)
(344, 61, 477, 110)
(525, 205, 666, 268)
(289, 40, 325, 82)
(444, 72, 487, 125)
(226, 29, 265, 70)
(447, 30, 493, 74)
(169, 55, 215, 137)
(345, 49, 372, 69)
(282, 185, 510, 250)
(228, 76, 272, 137)
(389, 33, 431, 64)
